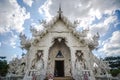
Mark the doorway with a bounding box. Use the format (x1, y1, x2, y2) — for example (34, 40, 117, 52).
(54, 60, 64, 77)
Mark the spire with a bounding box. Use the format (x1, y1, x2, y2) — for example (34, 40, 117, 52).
(57, 3, 63, 18)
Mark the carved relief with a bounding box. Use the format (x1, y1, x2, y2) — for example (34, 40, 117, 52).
(19, 33, 31, 50)
(8, 58, 26, 75)
(31, 50, 44, 71)
(75, 50, 87, 70)
(32, 39, 39, 46)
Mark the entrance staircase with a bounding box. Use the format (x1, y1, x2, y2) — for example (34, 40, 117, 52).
(45, 76, 73, 80)
(53, 76, 73, 80)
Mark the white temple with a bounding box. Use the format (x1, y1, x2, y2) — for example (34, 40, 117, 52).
(8, 6, 111, 80)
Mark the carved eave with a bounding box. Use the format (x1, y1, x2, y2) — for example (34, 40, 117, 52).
(88, 44, 97, 50)
(32, 14, 90, 48)
(31, 11, 77, 40)
(30, 8, 99, 50)
(20, 40, 31, 50)
(19, 33, 31, 50)
(43, 13, 76, 29)
(88, 40, 99, 50)
(21, 41, 31, 50)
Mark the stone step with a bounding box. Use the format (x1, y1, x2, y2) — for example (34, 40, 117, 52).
(53, 76, 73, 80)
(45, 76, 74, 80)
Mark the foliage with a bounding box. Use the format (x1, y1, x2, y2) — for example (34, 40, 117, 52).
(104, 56, 120, 77)
(0, 57, 9, 77)
(110, 68, 120, 77)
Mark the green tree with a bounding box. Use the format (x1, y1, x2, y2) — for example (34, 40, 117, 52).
(0, 56, 9, 76)
(110, 68, 120, 77)
(104, 56, 120, 77)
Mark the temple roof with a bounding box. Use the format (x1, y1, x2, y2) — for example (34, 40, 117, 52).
(20, 6, 99, 50)
(30, 6, 78, 38)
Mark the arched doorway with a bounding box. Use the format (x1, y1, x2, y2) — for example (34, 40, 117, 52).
(47, 38, 71, 77)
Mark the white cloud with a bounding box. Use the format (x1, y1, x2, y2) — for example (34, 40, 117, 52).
(38, 0, 120, 19)
(99, 31, 120, 56)
(38, 0, 120, 36)
(39, 0, 52, 21)
(10, 32, 18, 48)
(0, 42, 1, 47)
(31, 23, 44, 31)
(89, 8, 102, 19)
(90, 15, 117, 36)
(1, 31, 18, 48)
(104, 16, 117, 26)
(0, 0, 30, 34)
(39, 0, 92, 20)
(12, 54, 17, 59)
(23, 0, 33, 7)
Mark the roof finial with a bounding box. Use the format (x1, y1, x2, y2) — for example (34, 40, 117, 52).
(57, 2, 62, 17)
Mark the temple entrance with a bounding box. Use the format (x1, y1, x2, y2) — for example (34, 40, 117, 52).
(54, 60, 64, 77)
(47, 38, 71, 77)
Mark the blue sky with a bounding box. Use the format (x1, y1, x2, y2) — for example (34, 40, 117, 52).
(0, 0, 120, 62)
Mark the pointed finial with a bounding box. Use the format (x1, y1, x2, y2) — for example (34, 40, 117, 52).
(57, 2, 63, 17)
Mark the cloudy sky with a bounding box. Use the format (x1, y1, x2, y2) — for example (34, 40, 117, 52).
(0, 0, 120, 62)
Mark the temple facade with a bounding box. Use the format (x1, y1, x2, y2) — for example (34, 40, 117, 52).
(8, 7, 110, 80)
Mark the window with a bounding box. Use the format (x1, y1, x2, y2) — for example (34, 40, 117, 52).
(56, 50, 64, 58)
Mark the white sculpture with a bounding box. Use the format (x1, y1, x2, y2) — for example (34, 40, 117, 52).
(16, 63, 25, 75)
(31, 50, 44, 71)
(30, 26, 44, 37)
(74, 50, 88, 80)
(19, 33, 31, 50)
(75, 50, 86, 70)
(30, 26, 39, 37)
(92, 32, 99, 45)
(8, 58, 23, 75)
(85, 32, 100, 50)
(19, 33, 27, 45)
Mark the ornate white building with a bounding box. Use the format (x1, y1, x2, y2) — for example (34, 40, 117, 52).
(8, 7, 111, 80)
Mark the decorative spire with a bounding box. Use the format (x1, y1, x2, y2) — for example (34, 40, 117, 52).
(57, 3, 63, 18)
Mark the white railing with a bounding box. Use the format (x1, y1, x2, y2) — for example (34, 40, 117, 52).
(75, 70, 93, 80)
(23, 69, 37, 80)
(23, 69, 46, 80)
